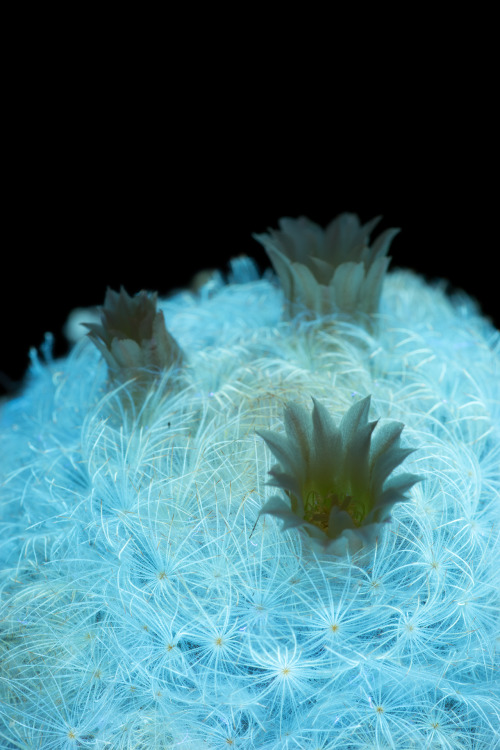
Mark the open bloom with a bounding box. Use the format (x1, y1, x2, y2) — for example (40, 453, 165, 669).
(254, 212, 400, 319)
(257, 396, 420, 555)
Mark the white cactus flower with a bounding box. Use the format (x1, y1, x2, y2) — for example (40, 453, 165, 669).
(254, 212, 400, 319)
(257, 395, 420, 555)
(84, 286, 184, 388)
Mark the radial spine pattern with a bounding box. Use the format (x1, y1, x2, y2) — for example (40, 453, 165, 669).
(0, 216, 499, 749)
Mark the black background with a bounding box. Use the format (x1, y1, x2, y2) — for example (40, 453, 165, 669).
(2, 18, 496, 398)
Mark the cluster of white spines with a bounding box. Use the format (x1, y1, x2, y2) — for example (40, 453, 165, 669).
(1, 222, 499, 748)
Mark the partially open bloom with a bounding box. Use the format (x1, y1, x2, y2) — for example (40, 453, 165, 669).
(257, 396, 420, 555)
(84, 287, 184, 389)
(254, 212, 399, 319)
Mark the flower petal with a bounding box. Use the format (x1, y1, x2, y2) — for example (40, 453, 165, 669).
(259, 496, 306, 531)
(378, 472, 422, 507)
(283, 402, 312, 466)
(340, 396, 372, 453)
(256, 429, 298, 474)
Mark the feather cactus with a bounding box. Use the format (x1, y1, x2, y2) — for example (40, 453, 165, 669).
(0, 215, 499, 749)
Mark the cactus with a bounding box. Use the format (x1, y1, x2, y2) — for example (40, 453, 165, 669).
(0, 215, 499, 748)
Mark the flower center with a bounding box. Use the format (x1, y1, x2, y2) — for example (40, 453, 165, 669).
(303, 487, 367, 529)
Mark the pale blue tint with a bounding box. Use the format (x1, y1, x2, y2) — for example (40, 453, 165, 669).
(0, 257, 499, 749)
